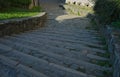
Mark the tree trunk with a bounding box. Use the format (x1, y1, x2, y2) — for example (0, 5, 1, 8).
(33, 0, 36, 6)
(29, 0, 39, 9)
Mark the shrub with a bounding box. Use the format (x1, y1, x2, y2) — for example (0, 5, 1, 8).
(0, 0, 32, 10)
(0, 0, 11, 10)
(94, 0, 120, 24)
(10, 0, 32, 8)
(111, 20, 120, 28)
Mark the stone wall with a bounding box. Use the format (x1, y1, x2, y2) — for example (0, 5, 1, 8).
(103, 26, 120, 77)
(95, 19, 120, 77)
(0, 12, 47, 37)
(65, 0, 94, 7)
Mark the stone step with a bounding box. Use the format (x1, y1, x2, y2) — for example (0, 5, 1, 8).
(2, 49, 90, 77)
(17, 31, 104, 47)
(37, 25, 100, 35)
(28, 28, 100, 39)
(8, 35, 106, 54)
(11, 35, 108, 61)
(27, 24, 101, 36)
(21, 29, 102, 44)
(0, 63, 17, 77)
(14, 33, 105, 51)
(0, 38, 109, 76)
(0, 55, 48, 77)
(0, 43, 12, 54)
(0, 37, 107, 62)
(31, 32, 100, 42)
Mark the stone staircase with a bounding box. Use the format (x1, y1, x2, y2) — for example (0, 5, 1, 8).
(0, 1, 111, 77)
(0, 25, 111, 77)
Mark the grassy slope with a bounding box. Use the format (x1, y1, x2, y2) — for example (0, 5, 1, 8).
(0, 7, 42, 20)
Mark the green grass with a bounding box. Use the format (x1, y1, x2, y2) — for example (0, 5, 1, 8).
(0, 7, 42, 20)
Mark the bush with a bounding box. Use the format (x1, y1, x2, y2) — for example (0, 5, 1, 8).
(0, 0, 32, 10)
(111, 20, 120, 28)
(94, 0, 120, 24)
(0, 0, 11, 10)
(10, 0, 32, 8)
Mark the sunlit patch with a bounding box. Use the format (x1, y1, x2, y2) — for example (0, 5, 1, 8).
(55, 15, 81, 22)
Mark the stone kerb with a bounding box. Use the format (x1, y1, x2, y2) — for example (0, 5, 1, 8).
(65, 0, 94, 7)
(0, 12, 47, 37)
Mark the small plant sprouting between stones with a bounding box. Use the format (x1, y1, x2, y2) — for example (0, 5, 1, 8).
(103, 70, 112, 77)
(0, 7, 42, 20)
(96, 52, 110, 58)
(86, 20, 98, 30)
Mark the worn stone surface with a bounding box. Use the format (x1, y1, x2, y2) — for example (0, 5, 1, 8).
(0, 0, 111, 77)
(0, 63, 16, 77)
